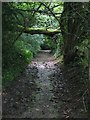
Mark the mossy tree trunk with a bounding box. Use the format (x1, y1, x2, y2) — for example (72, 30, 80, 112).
(60, 3, 89, 65)
(18, 25, 61, 37)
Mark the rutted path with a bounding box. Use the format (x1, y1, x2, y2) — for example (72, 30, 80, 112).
(2, 50, 87, 118)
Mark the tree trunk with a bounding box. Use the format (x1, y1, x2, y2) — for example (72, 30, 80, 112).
(60, 3, 88, 65)
(88, 49, 90, 118)
(88, 3, 90, 115)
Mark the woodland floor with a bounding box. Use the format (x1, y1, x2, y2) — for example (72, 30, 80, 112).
(2, 50, 88, 118)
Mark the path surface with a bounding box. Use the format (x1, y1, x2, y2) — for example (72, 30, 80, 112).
(2, 50, 87, 118)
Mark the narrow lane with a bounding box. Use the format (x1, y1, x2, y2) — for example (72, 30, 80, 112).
(21, 51, 61, 118)
(2, 50, 87, 118)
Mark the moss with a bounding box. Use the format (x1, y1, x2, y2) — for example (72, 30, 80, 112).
(18, 25, 61, 36)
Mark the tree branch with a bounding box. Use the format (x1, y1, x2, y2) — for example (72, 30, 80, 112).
(18, 25, 61, 36)
(11, 8, 62, 16)
(40, 3, 60, 23)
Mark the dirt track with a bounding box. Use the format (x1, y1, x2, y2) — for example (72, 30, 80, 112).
(2, 50, 87, 118)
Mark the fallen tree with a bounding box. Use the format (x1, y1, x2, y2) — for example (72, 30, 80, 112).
(18, 25, 61, 36)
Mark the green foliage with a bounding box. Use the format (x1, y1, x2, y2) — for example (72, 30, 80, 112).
(35, 14, 59, 29)
(15, 33, 44, 61)
(75, 39, 89, 68)
(75, 39, 89, 86)
(3, 57, 27, 87)
(42, 36, 55, 50)
(54, 34, 64, 58)
(2, 3, 38, 87)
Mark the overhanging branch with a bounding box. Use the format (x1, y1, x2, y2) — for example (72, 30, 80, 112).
(18, 25, 61, 36)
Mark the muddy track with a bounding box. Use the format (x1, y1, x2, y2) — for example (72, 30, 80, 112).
(2, 50, 87, 118)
